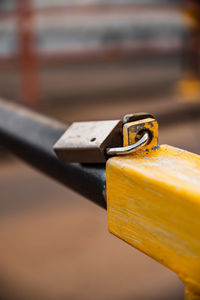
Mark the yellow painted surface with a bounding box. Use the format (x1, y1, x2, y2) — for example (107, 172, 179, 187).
(106, 145, 200, 299)
(123, 117, 159, 151)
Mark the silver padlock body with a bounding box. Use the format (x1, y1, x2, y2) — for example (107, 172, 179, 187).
(54, 120, 122, 163)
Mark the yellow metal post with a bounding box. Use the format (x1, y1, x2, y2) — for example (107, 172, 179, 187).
(107, 118, 200, 299)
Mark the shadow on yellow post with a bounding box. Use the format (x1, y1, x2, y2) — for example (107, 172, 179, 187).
(107, 114, 200, 300)
(178, 0, 200, 102)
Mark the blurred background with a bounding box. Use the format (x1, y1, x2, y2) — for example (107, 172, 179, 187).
(0, 0, 200, 299)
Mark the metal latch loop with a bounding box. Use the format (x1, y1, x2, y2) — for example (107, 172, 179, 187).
(106, 131, 149, 156)
(107, 113, 159, 156)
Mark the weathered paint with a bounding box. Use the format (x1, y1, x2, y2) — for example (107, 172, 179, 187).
(123, 117, 159, 151)
(106, 145, 200, 299)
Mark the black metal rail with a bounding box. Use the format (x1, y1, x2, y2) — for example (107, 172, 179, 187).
(0, 100, 106, 209)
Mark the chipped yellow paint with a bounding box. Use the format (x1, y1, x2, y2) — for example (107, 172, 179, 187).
(106, 145, 200, 299)
(123, 117, 159, 151)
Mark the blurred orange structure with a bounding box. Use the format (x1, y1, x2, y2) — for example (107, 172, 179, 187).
(179, 0, 200, 101)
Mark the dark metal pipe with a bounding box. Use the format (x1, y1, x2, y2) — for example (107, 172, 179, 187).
(0, 100, 106, 209)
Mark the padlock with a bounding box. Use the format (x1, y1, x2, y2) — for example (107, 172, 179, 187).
(53, 113, 157, 163)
